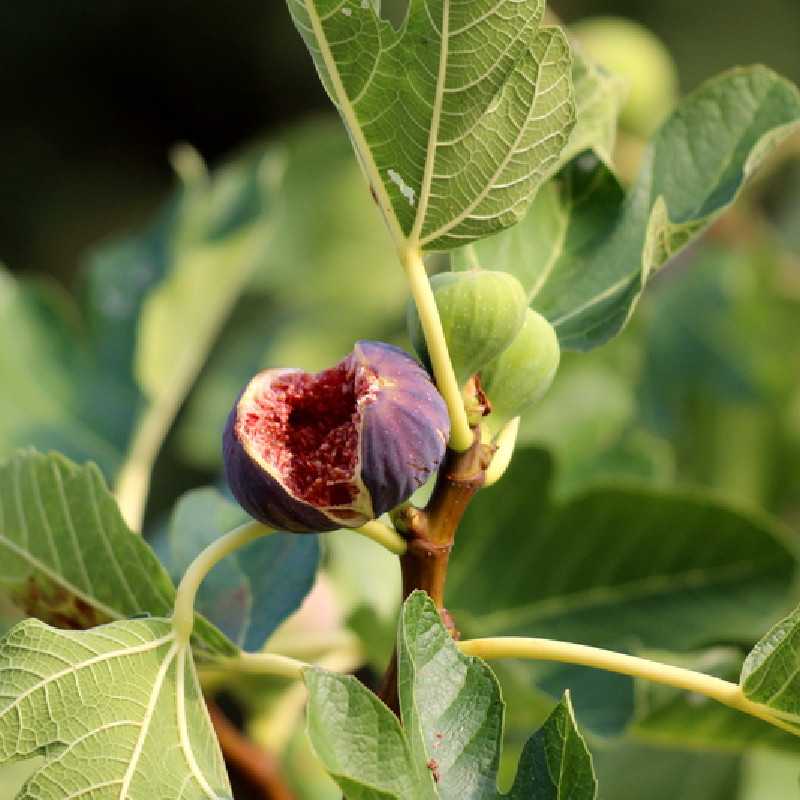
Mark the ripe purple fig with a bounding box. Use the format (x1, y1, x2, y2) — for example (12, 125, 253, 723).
(223, 341, 450, 533)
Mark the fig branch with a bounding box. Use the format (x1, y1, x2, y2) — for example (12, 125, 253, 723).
(379, 431, 492, 713)
(394, 432, 491, 608)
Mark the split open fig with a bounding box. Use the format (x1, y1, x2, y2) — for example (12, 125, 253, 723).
(223, 341, 450, 532)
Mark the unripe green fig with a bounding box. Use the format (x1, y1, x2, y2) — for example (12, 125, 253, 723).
(406, 270, 528, 385)
(572, 16, 679, 137)
(481, 308, 560, 432)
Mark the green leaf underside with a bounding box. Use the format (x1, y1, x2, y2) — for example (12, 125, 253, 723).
(0, 450, 235, 657)
(741, 605, 800, 722)
(448, 448, 796, 652)
(455, 65, 800, 350)
(0, 618, 231, 799)
(305, 591, 597, 799)
(286, 0, 576, 250)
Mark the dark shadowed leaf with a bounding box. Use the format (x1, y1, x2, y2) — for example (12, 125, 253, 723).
(449, 448, 796, 650)
(447, 447, 797, 733)
(167, 488, 319, 651)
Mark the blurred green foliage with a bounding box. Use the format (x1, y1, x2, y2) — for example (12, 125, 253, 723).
(2, 0, 798, 282)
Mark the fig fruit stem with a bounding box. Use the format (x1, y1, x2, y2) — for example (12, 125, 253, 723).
(203, 630, 799, 740)
(400, 247, 473, 452)
(458, 637, 800, 738)
(354, 520, 408, 555)
(484, 416, 521, 487)
(172, 520, 274, 645)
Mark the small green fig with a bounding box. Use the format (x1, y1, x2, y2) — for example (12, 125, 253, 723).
(572, 17, 679, 137)
(481, 308, 560, 432)
(406, 270, 528, 385)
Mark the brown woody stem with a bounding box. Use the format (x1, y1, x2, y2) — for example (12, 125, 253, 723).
(207, 700, 295, 800)
(378, 430, 492, 713)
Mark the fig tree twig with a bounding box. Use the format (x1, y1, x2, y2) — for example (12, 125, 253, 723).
(379, 430, 492, 713)
(207, 700, 296, 800)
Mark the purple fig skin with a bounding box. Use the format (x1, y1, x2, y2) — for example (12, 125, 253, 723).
(354, 341, 449, 516)
(222, 341, 450, 533)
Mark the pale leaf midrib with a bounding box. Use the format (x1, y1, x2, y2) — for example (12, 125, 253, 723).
(119, 641, 179, 798)
(0, 633, 173, 719)
(421, 32, 565, 247)
(303, 0, 407, 249)
(410, 0, 450, 245)
(177, 645, 224, 799)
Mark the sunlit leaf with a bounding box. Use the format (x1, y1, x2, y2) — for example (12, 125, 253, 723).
(287, 0, 576, 250)
(455, 66, 800, 350)
(0, 618, 231, 799)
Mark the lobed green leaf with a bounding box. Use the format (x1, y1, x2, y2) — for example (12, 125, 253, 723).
(455, 65, 800, 350)
(286, 0, 576, 250)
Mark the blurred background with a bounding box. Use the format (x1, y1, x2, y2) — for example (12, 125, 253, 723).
(2, 2, 800, 798)
(2, 0, 799, 284)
